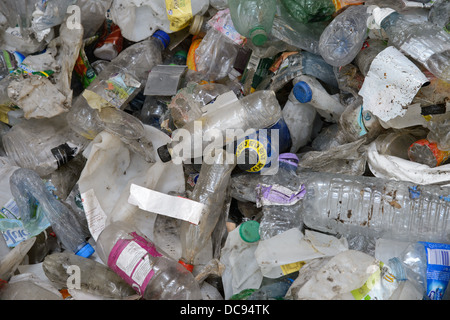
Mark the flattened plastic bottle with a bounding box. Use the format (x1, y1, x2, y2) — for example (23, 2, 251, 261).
(9, 168, 94, 258)
(96, 221, 202, 300)
(301, 171, 450, 243)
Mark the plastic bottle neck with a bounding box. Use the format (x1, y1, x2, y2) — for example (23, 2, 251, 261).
(178, 259, 194, 272)
(380, 11, 400, 33)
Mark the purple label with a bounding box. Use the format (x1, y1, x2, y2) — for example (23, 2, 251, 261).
(257, 183, 306, 206)
(108, 232, 162, 295)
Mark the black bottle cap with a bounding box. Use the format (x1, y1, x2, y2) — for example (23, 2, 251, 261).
(157, 144, 172, 163)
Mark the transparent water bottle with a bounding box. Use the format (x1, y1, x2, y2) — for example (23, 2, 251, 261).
(178, 149, 236, 271)
(96, 221, 202, 300)
(379, 10, 450, 82)
(228, 0, 277, 46)
(318, 5, 372, 67)
(43, 252, 136, 299)
(301, 171, 450, 243)
(9, 168, 95, 258)
(157, 90, 283, 163)
(354, 38, 388, 76)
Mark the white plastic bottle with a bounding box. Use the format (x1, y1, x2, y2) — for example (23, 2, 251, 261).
(292, 75, 346, 123)
(96, 221, 202, 300)
(282, 85, 317, 153)
(301, 171, 450, 243)
(220, 220, 263, 300)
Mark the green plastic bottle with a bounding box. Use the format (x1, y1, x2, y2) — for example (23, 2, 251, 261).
(228, 0, 277, 46)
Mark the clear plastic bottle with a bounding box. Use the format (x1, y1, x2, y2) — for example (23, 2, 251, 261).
(66, 30, 170, 140)
(220, 220, 263, 299)
(354, 38, 388, 76)
(42, 252, 136, 299)
(228, 0, 277, 46)
(9, 168, 95, 258)
(301, 171, 450, 243)
(379, 10, 450, 81)
(179, 149, 236, 271)
(2, 115, 89, 177)
(157, 90, 283, 163)
(257, 154, 305, 240)
(96, 221, 202, 300)
(318, 5, 372, 67)
(428, 0, 450, 32)
(388, 241, 450, 300)
(292, 75, 346, 123)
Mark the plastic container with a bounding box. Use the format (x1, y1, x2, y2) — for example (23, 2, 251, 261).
(388, 241, 450, 300)
(109, 0, 210, 42)
(0, 50, 25, 81)
(228, 0, 277, 46)
(301, 171, 450, 243)
(179, 149, 236, 270)
(0, 237, 35, 284)
(354, 39, 388, 76)
(157, 90, 283, 163)
(379, 10, 450, 82)
(220, 220, 263, 299)
(67, 31, 170, 140)
(318, 5, 372, 67)
(282, 85, 317, 153)
(42, 252, 136, 299)
(2, 115, 89, 177)
(292, 75, 346, 123)
(9, 168, 94, 258)
(96, 221, 202, 300)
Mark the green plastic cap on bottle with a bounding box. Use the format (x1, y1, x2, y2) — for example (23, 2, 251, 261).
(250, 27, 267, 46)
(239, 220, 260, 243)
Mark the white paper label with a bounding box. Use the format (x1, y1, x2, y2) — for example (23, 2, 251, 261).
(80, 189, 108, 241)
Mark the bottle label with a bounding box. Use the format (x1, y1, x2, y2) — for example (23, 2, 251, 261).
(208, 9, 246, 46)
(351, 262, 399, 300)
(410, 139, 450, 166)
(165, 0, 193, 32)
(255, 183, 306, 207)
(236, 138, 268, 173)
(108, 232, 163, 296)
(419, 241, 450, 300)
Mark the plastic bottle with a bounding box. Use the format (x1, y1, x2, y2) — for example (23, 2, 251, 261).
(291, 75, 346, 123)
(67, 30, 170, 141)
(319, 5, 372, 67)
(279, 0, 364, 24)
(157, 90, 283, 163)
(179, 149, 236, 271)
(378, 9, 450, 82)
(354, 39, 388, 76)
(282, 83, 317, 153)
(95, 221, 202, 300)
(9, 168, 95, 258)
(428, 0, 450, 32)
(42, 252, 137, 299)
(228, 0, 277, 46)
(0, 273, 63, 300)
(108, 0, 209, 42)
(408, 138, 450, 167)
(388, 241, 450, 300)
(2, 115, 89, 177)
(220, 220, 263, 299)
(164, 50, 187, 66)
(300, 171, 450, 243)
(233, 118, 292, 173)
(257, 154, 305, 240)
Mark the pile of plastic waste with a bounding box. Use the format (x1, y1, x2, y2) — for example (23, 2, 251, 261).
(0, 0, 449, 302)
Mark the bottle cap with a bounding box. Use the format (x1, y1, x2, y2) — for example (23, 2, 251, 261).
(250, 27, 267, 46)
(175, 50, 188, 59)
(189, 15, 204, 35)
(293, 81, 313, 103)
(152, 30, 170, 49)
(239, 220, 260, 243)
(75, 243, 95, 258)
(178, 259, 194, 272)
(157, 144, 172, 163)
(236, 148, 260, 172)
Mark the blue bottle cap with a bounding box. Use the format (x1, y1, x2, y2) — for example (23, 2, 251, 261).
(75, 243, 95, 258)
(293, 81, 313, 103)
(239, 220, 260, 243)
(152, 30, 170, 49)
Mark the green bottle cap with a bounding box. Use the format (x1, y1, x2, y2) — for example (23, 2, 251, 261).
(250, 27, 267, 46)
(239, 220, 260, 243)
